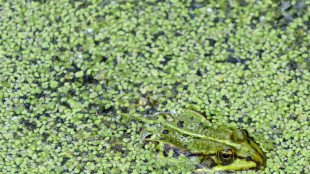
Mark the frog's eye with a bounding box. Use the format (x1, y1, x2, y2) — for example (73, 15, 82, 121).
(217, 149, 235, 165)
(231, 129, 247, 142)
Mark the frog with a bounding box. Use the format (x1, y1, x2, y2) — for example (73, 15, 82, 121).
(142, 109, 265, 172)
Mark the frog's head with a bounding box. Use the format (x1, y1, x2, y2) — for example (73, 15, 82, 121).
(230, 129, 265, 168)
(199, 129, 265, 171)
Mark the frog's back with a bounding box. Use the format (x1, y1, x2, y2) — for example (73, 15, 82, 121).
(156, 109, 232, 138)
(147, 109, 233, 154)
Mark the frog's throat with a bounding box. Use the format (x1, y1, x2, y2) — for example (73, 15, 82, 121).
(165, 123, 241, 149)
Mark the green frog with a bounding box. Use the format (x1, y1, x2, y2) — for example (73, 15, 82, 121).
(142, 109, 265, 172)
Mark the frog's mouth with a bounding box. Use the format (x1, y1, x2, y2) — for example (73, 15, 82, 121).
(195, 158, 258, 172)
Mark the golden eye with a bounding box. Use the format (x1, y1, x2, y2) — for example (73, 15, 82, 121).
(217, 149, 235, 165)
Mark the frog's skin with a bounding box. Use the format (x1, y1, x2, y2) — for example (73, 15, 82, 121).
(143, 109, 265, 172)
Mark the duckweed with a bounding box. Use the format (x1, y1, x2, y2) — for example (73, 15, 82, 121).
(0, 0, 309, 173)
